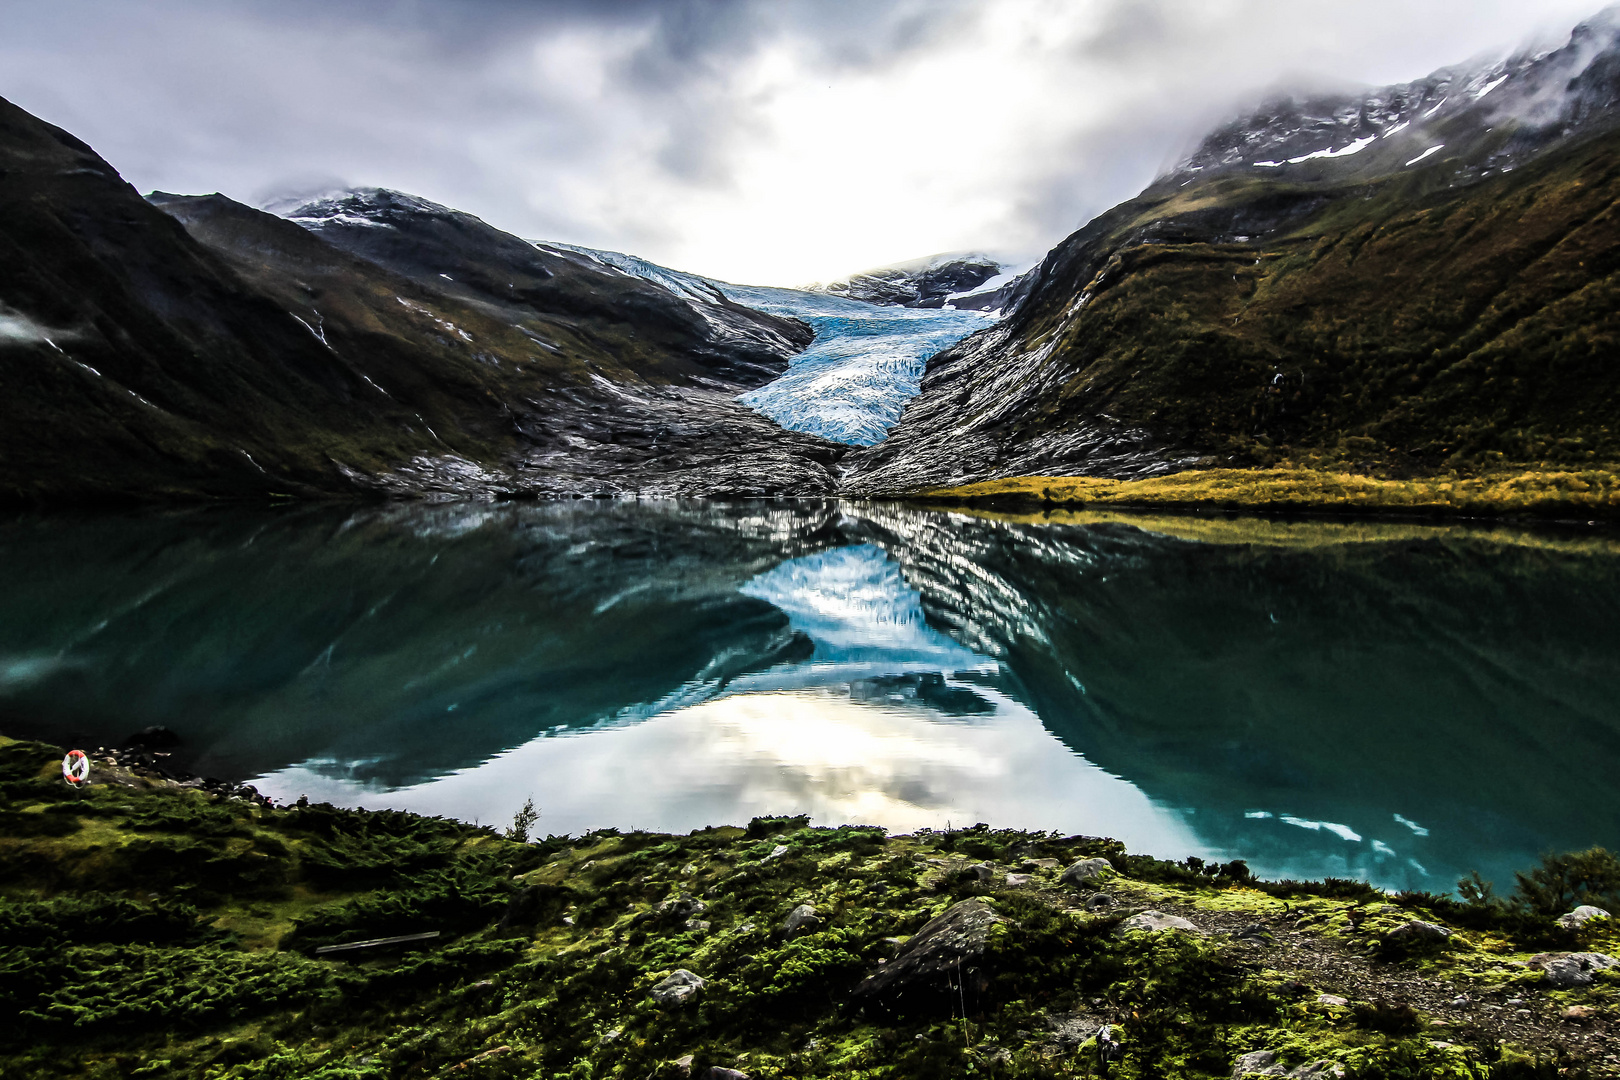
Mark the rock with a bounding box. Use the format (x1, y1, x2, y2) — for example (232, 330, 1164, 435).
(1528, 952, 1620, 989)
(1385, 920, 1450, 946)
(1084, 892, 1116, 912)
(656, 895, 707, 921)
(1005, 872, 1034, 886)
(1316, 994, 1349, 1008)
(1231, 1050, 1284, 1077)
(1044, 1011, 1102, 1048)
(1557, 905, 1612, 929)
(1118, 910, 1202, 935)
(781, 904, 821, 937)
(1096, 1024, 1124, 1067)
(684, 920, 710, 933)
(1562, 1005, 1599, 1024)
(650, 969, 705, 1006)
(1060, 858, 1115, 887)
(1448, 996, 1469, 1008)
(853, 898, 1005, 1003)
(672, 1056, 694, 1077)
(1236, 923, 1274, 942)
(1289, 1063, 1346, 1079)
(763, 845, 789, 861)
(708, 1069, 749, 1080)
(1021, 858, 1060, 870)
(966, 863, 994, 882)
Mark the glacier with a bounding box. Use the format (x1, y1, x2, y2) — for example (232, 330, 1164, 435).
(546, 243, 998, 446)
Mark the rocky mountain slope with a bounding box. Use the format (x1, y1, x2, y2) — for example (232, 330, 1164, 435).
(845, 10, 1620, 495)
(0, 98, 841, 503)
(811, 252, 1004, 308)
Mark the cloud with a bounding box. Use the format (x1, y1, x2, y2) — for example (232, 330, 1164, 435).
(0, 0, 1606, 284)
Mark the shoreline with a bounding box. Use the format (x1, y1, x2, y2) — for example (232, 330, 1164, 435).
(4, 732, 1618, 1079)
(910, 467, 1620, 523)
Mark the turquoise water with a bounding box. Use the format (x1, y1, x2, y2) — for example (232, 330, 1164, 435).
(2, 500, 1617, 896)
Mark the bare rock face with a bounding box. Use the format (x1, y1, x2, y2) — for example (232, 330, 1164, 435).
(853, 898, 1005, 1005)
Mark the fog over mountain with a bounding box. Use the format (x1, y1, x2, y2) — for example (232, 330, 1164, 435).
(0, 0, 1602, 285)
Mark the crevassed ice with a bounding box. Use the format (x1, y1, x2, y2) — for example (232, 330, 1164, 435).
(546, 242, 997, 446)
(725, 283, 995, 445)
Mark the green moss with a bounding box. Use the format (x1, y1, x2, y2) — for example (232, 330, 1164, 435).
(0, 736, 1607, 1079)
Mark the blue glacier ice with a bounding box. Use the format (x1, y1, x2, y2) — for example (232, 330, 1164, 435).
(542, 243, 999, 446)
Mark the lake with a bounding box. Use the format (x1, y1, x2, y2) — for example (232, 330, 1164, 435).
(2, 498, 1616, 896)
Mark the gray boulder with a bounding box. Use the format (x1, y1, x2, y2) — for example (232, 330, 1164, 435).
(781, 904, 822, 937)
(1061, 858, 1115, 887)
(1232, 1050, 1284, 1077)
(853, 898, 1005, 1002)
(1557, 905, 1612, 930)
(650, 969, 705, 1006)
(1528, 952, 1620, 989)
(1385, 920, 1451, 946)
(1119, 910, 1202, 935)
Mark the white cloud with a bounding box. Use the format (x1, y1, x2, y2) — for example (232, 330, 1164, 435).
(0, 0, 1606, 284)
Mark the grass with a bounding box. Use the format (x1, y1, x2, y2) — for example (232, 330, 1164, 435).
(912, 467, 1620, 521)
(2, 734, 1615, 1079)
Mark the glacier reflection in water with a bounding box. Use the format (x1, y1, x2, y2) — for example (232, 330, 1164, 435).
(2, 499, 1618, 895)
(261, 544, 1203, 857)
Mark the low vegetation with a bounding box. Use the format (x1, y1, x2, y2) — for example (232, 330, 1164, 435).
(2, 734, 1616, 1079)
(913, 468, 1620, 520)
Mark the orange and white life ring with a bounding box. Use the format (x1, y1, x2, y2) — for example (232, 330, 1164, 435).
(62, 749, 90, 784)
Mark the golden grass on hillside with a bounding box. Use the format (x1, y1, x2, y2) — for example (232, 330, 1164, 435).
(913, 467, 1620, 520)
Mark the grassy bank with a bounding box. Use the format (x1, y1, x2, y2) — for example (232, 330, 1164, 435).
(911, 468, 1620, 521)
(2, 734, 1617, 1079)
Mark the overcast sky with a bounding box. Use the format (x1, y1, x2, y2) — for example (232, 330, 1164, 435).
(0, 0, 1606, 285)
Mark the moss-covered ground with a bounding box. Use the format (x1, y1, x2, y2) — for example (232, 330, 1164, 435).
(912, 468, 1620, 521)
(2, 734, 1615, 1079)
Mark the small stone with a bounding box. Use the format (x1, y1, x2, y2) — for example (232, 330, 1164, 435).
(672, 1055, 694, 1077)
(966, 863, 994, 882)
(1237, 923, 1274, 941)
(781, 904, 821, 937)
(657, 895, 707, 921)
(1060, 858, 1115, 887)
(1084, 892, 1116, 912)
(1448, 996, 1470, 1008)
(1118, 910, 1201, 935)
(1005, 872, 1034, 886)
(683, 920, 710, 933)
(1231, 1049, 1283, 1077)
(1505, 997, 1526, 1007)
(650, 969, 705, 1006)
(1557, 905, 1612, 930)
(708, 1069, 749, 1080)
(1317, 994, 1349, 1008)
(764, 844, 789, 861)
(1022, 858, 1059, 870)
(1562, 1005, 1599, 1024)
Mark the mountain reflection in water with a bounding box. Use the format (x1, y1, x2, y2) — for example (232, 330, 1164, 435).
(1, 500, 1617, 895)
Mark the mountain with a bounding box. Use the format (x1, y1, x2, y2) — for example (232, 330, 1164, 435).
(0, 97, 843, 503)
(811, 252, 1004, 308)
(844, 10, 1620, 495)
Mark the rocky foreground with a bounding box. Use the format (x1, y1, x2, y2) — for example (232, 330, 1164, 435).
(1, 733, 1617, 1080)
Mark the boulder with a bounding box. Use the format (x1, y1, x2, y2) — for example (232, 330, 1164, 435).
(1118, 910, 1202, 935)
(1005, 872, 1034, 886)
(1084, 892, 1116, 912)
(650, 969, 705, 1006)
(1289, 1064, 1346, 1079)
(853, 898, 1005, 1003)
(1557, 905, 1612, 930)
(1232, 1050, 1284, 1077)
(781, 904, 821, 937)
(1528, 952, 1620, 989)
(1061, 858, 1114, 887)
(1384, 920, 1451, 947)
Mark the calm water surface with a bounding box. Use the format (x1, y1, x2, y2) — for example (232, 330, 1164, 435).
(2, 499, 1616, 895)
